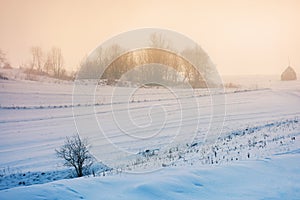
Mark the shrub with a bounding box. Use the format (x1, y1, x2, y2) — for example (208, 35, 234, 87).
(56, 135, 94, 177)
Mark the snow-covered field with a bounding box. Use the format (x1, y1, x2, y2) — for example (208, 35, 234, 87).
(0, 70, 299, 199)
(1, 153, 299, 200)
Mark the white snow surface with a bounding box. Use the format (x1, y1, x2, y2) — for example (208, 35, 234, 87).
(1, 153, 300, 200)
(0, 70, 300, 199)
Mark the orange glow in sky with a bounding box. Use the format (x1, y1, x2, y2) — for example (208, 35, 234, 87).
(0, 0, 299, 75)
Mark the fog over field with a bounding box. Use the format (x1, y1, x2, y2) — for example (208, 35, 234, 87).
(1, 1, 300, 199)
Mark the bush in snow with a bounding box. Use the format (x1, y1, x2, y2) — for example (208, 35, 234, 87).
(56, 134, 94, 177)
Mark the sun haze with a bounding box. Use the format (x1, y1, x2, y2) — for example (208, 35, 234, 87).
(0, 0, 299, 75)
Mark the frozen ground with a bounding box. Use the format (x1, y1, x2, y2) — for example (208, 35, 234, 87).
(1, 153, 299, 200)
(0, 70, 299, 199)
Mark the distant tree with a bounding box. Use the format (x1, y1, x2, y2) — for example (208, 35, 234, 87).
(56, 134, 94, 177)
(181, 46, 209, 87)
(0, 49, 11, 69)
(149, 32, 169, 49)
(47, 47, 64, 78)
(147, 33, 170, 82)
(103, 44, 124, 81)
(44, 53, 52, 74)
(30, 46, 44, 72)
(0, 50, 6, 65)
(3, 62, 12, 69)
(78, 48, 104, 79)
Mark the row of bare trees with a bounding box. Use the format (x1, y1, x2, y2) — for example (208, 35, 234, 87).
(79, 33, 217, 88)
(2, 33, 217, 85)
(29, 46, 68, 79)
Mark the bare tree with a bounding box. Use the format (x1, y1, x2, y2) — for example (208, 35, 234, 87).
(149, 32, 169, 49)
(0, 49, 11, 69)
(0, 49, 6, 66)
(44, 53, 52, 74)
(181, 46, 208, 87)
(48, 47, 64, 78)
(56, 134, 94, 177)
(104, 44, 124, 81)
(147, 33, 170, 82)
(30, 46, 44, 72)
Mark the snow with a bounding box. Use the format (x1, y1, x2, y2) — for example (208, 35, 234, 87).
(0, 68, 299, 199)
(1, 153, 299, 200)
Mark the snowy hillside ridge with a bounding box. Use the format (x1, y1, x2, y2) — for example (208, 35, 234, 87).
(0, 67, 73, 83)
(0, 152, 299, 200)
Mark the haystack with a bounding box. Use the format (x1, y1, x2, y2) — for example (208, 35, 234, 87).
(281, 66, 297, 81)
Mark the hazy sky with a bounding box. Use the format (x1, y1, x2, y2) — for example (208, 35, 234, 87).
(0, 0, 299, 75)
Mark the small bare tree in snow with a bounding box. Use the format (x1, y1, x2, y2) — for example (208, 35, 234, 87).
(56, 134, 94, 177)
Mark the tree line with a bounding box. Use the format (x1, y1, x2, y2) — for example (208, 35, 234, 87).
(1, 46, 74, 80)
(2, 33, 218, 86)
(27, 46, 73, 80)
(79, 33, 218, 88)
